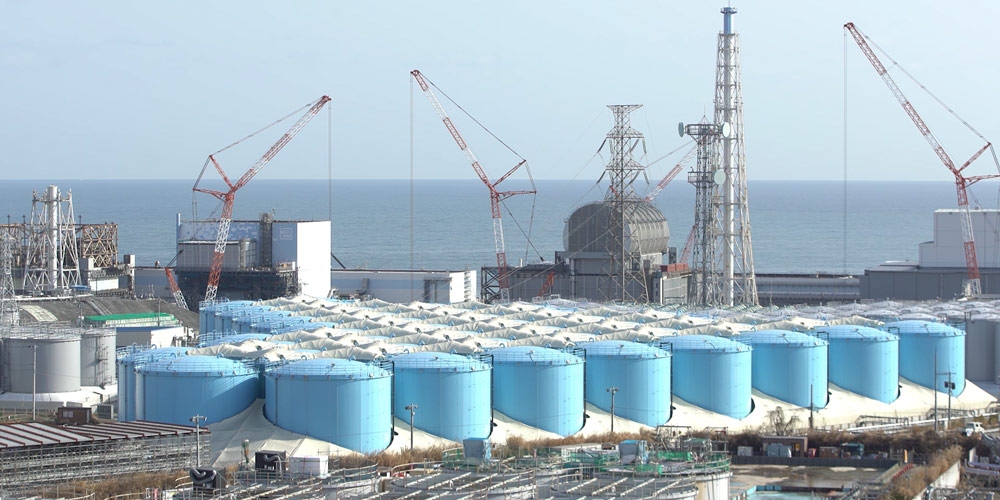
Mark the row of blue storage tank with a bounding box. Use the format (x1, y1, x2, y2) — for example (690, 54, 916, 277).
(117, 319, 966, 455)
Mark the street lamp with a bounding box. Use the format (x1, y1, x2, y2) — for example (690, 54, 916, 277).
(190, 414, 207, 467)
(607, 387, 619, 435)
(405, 404, 418, 450)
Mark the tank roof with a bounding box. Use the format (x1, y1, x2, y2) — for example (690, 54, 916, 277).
(883, 320, 964, 337)
(657, 334, 750, 353)
(733, 330, 827, 347)
(267, 358, 390, 380)
(576, 340, 669, 359)
(390, 351, 490, 372)
(138, 355, 255, 376)
(811, 324, 898, 342)
(489, 345, 584, 365)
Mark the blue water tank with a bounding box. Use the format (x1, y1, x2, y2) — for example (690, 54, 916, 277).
(577, 340, 671, 427)
(234, 311, 293, 333)
(884, 320, 965, 395)
(199, 301, 255, 334)
(391, 352, 492, 442)
(490, 346, 585, 436)
(197, 332, 271, 347)
(732, 330, 828, 409)
(116, 346, 190, 422)
(811, 325, 899, 403)
(265, 358, 392, 454)
(135, 355, 258, 425)
(656, 335, 751, 419)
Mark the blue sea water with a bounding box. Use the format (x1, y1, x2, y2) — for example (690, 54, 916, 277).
(0, 179, 980, 275)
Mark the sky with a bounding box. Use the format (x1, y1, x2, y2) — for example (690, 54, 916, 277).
(1, 1, 998, 182)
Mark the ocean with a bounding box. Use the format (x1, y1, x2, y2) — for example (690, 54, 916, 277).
(0, 179, 977, 275)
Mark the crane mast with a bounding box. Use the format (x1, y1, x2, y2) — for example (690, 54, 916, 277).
(644, 145, 696, 203)
(845, 23, 998, 297)
(194, 95, 331, 304)
(410, 69, 534, 303)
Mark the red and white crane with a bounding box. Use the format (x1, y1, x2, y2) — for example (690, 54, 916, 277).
(193, 95, 331, 304)
(410, 70, 534, 303)
(845, 22, 1000, 297)
(644, 145, 696, 203)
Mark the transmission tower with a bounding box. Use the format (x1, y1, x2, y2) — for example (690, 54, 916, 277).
(682, 121, 726, 305)
(601, 105, 649, 302)
(24, 185, 80, 295)
(712, 6, 758, 306)
(0, 232, 19, 326)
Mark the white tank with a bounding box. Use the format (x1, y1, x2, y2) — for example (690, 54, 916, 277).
(80, 328, 116, 387)
(4, 335, 81, 393)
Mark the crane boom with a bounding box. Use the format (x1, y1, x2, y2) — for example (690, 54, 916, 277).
(411, 69, 534, 302)
(164, 267, 188, 310)
(194, 95, 331, 304)
(845, 22, 1000, 297)
(645, 145, 696, 202)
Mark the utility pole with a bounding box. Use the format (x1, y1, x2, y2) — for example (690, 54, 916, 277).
(607, 387, 619, 435)
(190, 414, 206, 467)
(405, 404, 418, 450)
(32, 344, 37, 421)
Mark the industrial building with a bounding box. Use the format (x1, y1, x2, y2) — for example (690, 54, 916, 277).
(169, 213, 331, 307)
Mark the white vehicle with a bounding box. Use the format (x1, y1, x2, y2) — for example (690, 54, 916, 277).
(963, 422, 985, 436)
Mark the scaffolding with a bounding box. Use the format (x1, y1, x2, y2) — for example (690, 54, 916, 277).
(0, 421, 206, 496)
(77, 223, 119, 268)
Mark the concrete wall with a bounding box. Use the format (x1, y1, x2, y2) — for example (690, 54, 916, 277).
(330, 270, 476, 304)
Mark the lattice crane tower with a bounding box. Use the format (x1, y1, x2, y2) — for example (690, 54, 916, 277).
(0, 232, 19, 326)
(712, 6, 758, 306)
(24, 185, 80, 295)
(603, 105, 649, 302)
(682, 121, 726, 305)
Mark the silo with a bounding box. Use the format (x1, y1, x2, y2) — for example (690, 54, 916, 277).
(490, 346, 585, 436)
(116, 346, 189, 422)
(732, 330, 828, 409)
(577, 340, 671, 427)
(264, 358, 392, 454)
(391, 352, 491, 442)
(135, 355, 258, 425)
(4, 334, 81, 393)
(656, 335, 751, 419)
(885, 320, 965, 395)
(812, 325, 899, 403)
(80, 328, 117, 387)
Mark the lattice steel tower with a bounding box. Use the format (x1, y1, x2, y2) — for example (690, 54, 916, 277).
(601, 105, 649, 302)
(682, 121, 725, 305)
(24, 185, 80, 295)
(0, 233, 18, 326)
(712, 6, 758, 306)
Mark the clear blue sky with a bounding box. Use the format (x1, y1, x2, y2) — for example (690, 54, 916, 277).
(1, 1, 997, 182)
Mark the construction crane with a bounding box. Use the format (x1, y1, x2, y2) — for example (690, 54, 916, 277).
(644, 145, 697, 203)
(410, 69, 535, 303)
(193, 95, 331, 304)
(537, 271, 555, 298)
(163, 250, 187, 310)
(845, 23, 1000, 297)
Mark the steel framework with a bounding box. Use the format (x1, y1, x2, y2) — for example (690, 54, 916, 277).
(713, 7, 758, 306)
(0, 233, 18, 326)
(683, 121, 724, 305)
(600, 105, 650, 303)
(23, 185, 80, 295)
(76, 223, 118, 268)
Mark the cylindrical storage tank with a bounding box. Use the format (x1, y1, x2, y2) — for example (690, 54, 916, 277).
(811, 325, 899, 403)
(885, 320, 965, 395)
(490, 346, 585, 436)
(656, 335, 751, 419)
(577, 340, 671, 427)
(80, 328, 117, 387)
(199, 300, 254, 334)
(135, 355, 258, 425)
(265, 358, 392, 454)
(117, 346, 189, 422)
(732, 330, 828, 409)
(964, 318, 998, 382)
(391, 352, 491, 442)
(4, 335, 81, 393)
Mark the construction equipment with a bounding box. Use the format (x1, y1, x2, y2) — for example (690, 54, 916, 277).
(537, 271, 555, 298)
(845, 23, 1000, 297)
(193, 95, 331, 304)
(644, 145, 696, 203)
(410, 69, 535, 303)
(163, 250, 187, 310)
